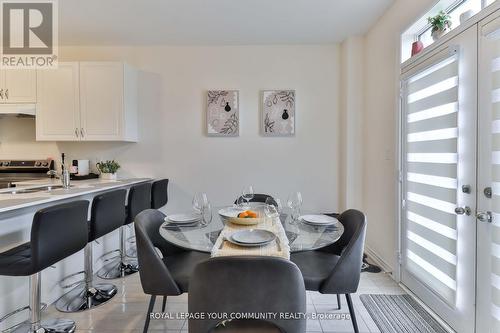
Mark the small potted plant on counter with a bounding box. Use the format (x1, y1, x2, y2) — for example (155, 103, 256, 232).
(428, 10, 452, 41)
(96, 160, 120, 180)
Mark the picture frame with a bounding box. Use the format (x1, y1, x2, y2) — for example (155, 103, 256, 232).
(261, 90, 296, 136)
(206, 90, 239, 137)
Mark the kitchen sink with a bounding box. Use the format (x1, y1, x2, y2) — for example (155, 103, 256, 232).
(0, 185, 73, 194)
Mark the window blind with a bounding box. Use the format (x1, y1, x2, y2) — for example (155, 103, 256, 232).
(404, 55, 459, 305)
(489, 51, 500, 329)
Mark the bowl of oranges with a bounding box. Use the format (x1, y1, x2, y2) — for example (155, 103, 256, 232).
(218, 207, 263, 225)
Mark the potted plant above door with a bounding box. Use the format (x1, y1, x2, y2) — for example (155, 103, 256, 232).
(96, 160, 121, 180)
(428, 11, 452, 42)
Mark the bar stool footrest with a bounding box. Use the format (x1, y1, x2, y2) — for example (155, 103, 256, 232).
(0, 304, 47, 324)
(7, 318, 76, 333)
(55, 283, 117, 313)
(96, 257, 138, 279)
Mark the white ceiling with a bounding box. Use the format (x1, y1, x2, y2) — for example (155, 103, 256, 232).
(59, 0, 394, 45)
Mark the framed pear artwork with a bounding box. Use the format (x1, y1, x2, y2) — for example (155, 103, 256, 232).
(262, 90, 295, 136)
(206, 90, 239, 136)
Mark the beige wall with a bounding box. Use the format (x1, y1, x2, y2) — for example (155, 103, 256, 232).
(0, 45, 341, 214)
(363, 0, 437, 271)
(0, 0, 445, 274)
(339, 37, 364, 211)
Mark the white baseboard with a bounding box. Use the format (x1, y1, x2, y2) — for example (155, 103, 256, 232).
(364, 246, 394, 275)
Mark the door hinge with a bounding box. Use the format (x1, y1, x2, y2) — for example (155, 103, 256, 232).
(397, 251, 402, 265)
(399, 81, 407, 99)
(399, 87, 406, 99)
(402, 199, 406, 209)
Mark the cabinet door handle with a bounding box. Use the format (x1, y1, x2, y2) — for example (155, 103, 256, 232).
(80, 128, 84, 137)
(5, 89, 9, 99)
(75, 128, 79, 138)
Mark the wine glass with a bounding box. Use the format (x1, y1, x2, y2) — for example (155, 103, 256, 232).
(287, 192, 303, 220)
(264, 201, 278, 218)
(235, 196, 246, 208)
(241, 186, 254, 208)
(274, 198, 283, 214)
(264, 197, 281, 217)
(192, 192, 208, 215)
(201, 201, 213, 226)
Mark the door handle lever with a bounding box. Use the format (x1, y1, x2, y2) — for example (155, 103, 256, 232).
(476, 211, 492, 223)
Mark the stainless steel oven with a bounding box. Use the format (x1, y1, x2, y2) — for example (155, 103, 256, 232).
(0, 159, 54, 188)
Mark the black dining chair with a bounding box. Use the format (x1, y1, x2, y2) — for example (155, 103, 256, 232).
(189, 256, 306, 333)
(234, 193, 277, 206)
(151, 179, 169, 209)
(290, 209, 366, 333)
(134, 209, 210, 333)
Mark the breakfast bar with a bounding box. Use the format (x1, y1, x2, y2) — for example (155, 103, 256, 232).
(0, 178, 151, 328)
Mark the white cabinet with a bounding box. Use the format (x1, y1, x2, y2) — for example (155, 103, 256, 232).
(36, 63, 80, 141)
(35, 62, 138, 142)
(79, 62, 137, 141)
(0, 69, 37, 103)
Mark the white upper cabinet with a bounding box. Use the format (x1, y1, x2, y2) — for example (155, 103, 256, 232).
(35, 61, 138, 142)
(0, 69, 37, 103)
(36, 63, 80, 141)
(79, 62, 138, 141)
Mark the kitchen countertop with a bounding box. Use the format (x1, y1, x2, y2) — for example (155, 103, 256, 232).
(0, 178, 151, 213)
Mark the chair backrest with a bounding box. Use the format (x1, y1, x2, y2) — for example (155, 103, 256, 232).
(90, 189, 127, 241)
(126, 182, 152, 224)
(134, 209, 183, 296)
(151, 179, 169, 209)
(320, 209, 366, 294)
(234, 194, 276, 206)
(189, 256, 306, 333)
(31, 201, 89, 272)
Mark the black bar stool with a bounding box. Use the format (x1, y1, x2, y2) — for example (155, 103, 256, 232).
(55, 190, 127, 312)
(151, 179, 169, 209)
(97, 183, 151, 279)
(0, 201, 89, 333)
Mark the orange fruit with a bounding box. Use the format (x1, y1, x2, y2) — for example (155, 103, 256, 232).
(247, 211, 258, 218)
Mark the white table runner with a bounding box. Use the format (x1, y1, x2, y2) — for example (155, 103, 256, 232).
(211, 215, 291, 260)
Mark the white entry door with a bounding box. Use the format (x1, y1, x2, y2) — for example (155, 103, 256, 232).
(400, 25, 477, 333)
(477, 13, 500, 333)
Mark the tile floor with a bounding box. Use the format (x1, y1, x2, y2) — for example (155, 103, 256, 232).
(44, 270, 405, 333)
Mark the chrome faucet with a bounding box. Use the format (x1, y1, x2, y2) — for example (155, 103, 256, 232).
(47, 170, 59, 179)
(46, 170, 71, 189)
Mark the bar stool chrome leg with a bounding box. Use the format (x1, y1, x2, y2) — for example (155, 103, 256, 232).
(55, 242, 117, 312)
(125, 224, 137, 258)
(96, 226, 138, 279)
(10, 273, 76, 333)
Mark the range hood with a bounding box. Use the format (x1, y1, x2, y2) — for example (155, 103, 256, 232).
(0, 104, 36, 117)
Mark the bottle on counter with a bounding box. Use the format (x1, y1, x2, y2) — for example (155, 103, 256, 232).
(70, 160, 78, 175)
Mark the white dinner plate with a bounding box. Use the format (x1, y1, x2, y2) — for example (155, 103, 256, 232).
(226, 235, 272, 247)
(165, 213, 201, 224)
(300, 214, 338, 226)
(230, 229, 276, 245)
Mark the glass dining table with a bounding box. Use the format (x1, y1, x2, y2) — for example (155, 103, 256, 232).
(159, 207, 344, 253)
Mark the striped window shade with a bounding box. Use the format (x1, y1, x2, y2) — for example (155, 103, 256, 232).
(403, 55, 459, 305)
(490, 49, 500, 328)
